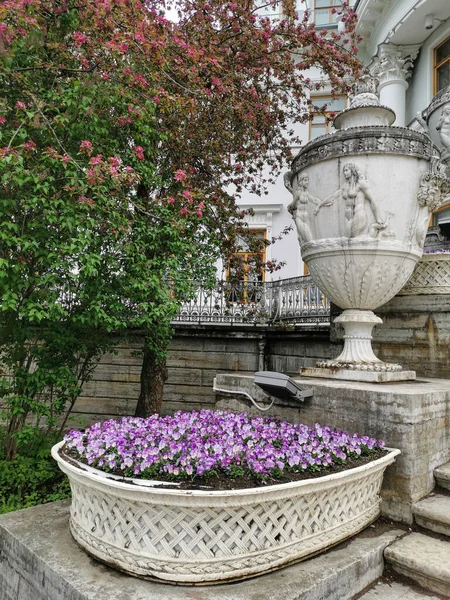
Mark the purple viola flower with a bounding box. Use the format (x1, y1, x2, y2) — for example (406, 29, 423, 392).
(63, 410, 385, 482)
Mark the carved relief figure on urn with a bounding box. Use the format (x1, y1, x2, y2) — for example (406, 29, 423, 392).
(415, 158, 449, 246)
(436, 104, 450, 149)
(313, 163, 391, 239)
(287, 171, 320, 244)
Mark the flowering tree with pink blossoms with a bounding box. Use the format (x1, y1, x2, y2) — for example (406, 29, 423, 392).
(0, 0, 362, 455)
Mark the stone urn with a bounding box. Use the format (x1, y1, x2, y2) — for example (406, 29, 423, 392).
(422, 85, 450, 166)
(285, 79, 449, 382)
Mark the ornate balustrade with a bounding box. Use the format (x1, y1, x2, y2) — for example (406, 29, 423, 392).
(173, 275, 330, 326)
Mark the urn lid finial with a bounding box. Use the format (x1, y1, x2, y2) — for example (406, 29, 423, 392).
(349, 74, 380, 108)
(334, 75, 396, 130)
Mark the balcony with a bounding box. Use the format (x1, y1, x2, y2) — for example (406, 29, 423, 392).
(174, 275, 330, 326)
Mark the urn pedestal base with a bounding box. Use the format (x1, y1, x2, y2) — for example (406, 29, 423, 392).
(301, 309, 416, 383)
(300, 367, 416, 383)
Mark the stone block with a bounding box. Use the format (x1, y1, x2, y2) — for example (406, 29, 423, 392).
(166, 368, 202, 385)
(72, 396, 136, 416)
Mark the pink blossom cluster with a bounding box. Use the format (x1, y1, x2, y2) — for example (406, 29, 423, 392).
(64, 410, 384, 482)
(85, 153, 137, 186)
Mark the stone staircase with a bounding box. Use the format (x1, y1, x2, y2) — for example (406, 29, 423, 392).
(382, 461, 450, 598)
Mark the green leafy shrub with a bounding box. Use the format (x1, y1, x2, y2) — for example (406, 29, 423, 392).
(0, 431, 71, 514)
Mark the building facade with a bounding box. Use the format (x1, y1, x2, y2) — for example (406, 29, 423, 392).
(236, 0, 450, 280)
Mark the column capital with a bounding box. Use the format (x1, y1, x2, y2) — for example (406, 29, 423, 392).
(370, 43, 421, 88)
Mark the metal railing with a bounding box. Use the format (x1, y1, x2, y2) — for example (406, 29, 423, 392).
(174, 275, 330, 326)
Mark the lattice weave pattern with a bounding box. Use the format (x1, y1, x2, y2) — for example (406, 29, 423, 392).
(400, 257, 450, 295)
(69, 465, 385, 582)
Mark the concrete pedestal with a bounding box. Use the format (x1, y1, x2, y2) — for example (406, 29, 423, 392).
(215, 375, 450, 524)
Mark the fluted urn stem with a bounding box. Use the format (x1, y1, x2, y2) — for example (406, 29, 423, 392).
(334, 310, 382, 365)
(317, 310, 402, 372)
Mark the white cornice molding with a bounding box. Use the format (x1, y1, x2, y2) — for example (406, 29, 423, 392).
(237, 204, 283, 214)
(237, 203, 283, 228)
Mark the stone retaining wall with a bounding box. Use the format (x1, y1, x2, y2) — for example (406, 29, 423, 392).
(57, 293, 450, 427)
(70, 325, 334, 427)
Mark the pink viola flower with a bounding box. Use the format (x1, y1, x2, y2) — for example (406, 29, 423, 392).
(179, 206, 187, 216)
(167, 196, 175, 204)
(63, 410, 385, 484)
(15, 101, 26, 110)
(0, 116, 6, 125)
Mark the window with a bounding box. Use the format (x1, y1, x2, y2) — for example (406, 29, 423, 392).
(314, 0, 341, 27)
(434, 36, 450, 94)
(309, 95, 346, 140)
(432, 203, 450, 226)
(254, 0, 283, 19)
(226, 230, 266, 303)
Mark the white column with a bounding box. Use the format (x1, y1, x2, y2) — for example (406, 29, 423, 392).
(378, 79, 409, 126)
(371, 44, 420, 127)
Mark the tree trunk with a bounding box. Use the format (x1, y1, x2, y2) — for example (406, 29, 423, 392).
(135, 345, 168, 417)
(5, 413, 26, 460)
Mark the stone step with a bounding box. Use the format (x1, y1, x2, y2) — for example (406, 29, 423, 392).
(413, 494, 450, 537)
(435, 462, 450, 492)
(355, 580, 443, 599)
(384, 532, 450, 598)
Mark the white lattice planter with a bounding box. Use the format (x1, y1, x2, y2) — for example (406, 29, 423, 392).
(52, 442, 399, 585)
(399, 253, 450, 295)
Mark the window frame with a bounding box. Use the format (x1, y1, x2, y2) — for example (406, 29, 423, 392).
(226, 229, 267, 304)
(309, 94, 347, 140)
(313, 0, 341, 27)
(431, 202, 450, 227)
(229, 229, 267, 283)
(434, 35, 450, 95)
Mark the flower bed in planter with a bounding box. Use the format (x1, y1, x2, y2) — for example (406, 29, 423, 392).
(400, 251, 450, 295)
(52, 410, 400, 585)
